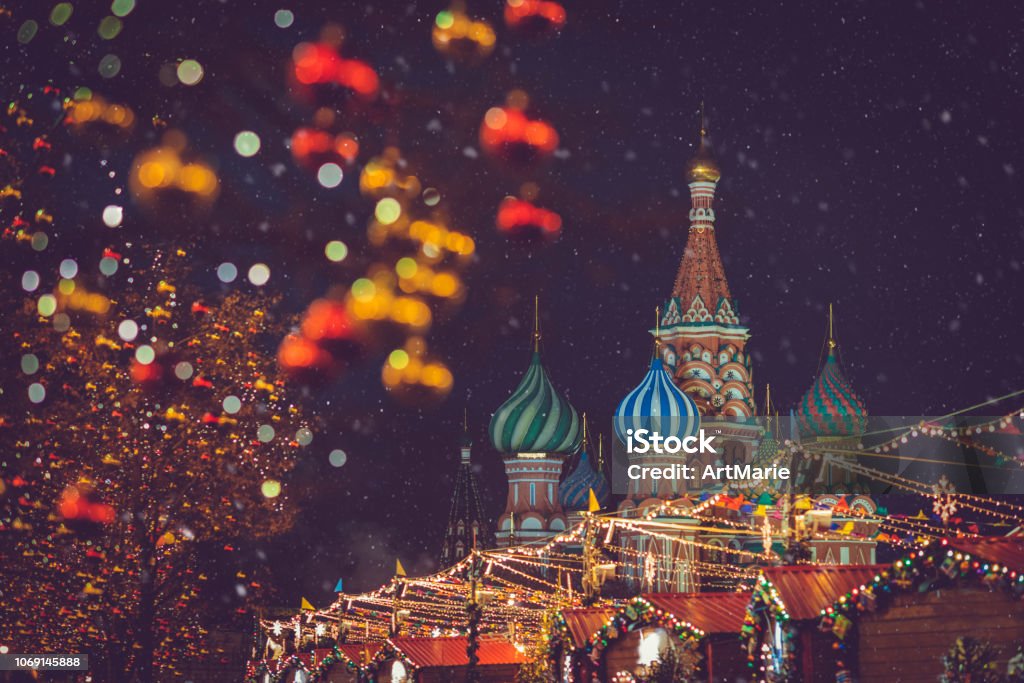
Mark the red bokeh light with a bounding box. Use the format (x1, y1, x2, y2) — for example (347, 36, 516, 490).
(277, 334, 334, 373)
(480, 107, 558, 164)
(496, 197, 562, 239)
(301, 298, 357, 343)
(58, 485, 115, 524)
(504, 0, 567, 32)
(290, 128, 360, 169)
(292, 42, 379, 98)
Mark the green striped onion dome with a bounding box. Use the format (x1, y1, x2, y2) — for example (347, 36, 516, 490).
(489, 351, 582, 455)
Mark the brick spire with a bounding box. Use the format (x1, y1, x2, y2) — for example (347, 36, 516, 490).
(670, 116, 737, 326)
(656, 111, 755, 418)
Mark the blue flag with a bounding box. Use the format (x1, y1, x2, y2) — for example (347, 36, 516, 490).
(334, 578, 344, 593)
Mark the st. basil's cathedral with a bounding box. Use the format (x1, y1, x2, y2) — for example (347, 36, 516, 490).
(438, 122, 879, 591)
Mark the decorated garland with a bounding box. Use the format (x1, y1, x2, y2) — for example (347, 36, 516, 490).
(363, 641, 407, 680)
(587, 598, 705, 668)
(244, 645, 369, 683)
(307, 645, 365, 682)
(244, 653, 309, 682)
(741, 575, 798, 682)
(818, 539, 1024, 680)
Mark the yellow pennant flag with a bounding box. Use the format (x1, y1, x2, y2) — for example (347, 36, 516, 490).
(588, 488, 601, 513)
(301, 597, 315, 611)
(396, 559, 407, 577)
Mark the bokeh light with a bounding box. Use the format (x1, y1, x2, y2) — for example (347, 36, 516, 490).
(22, 271, 40, 292)
(317, 162, 343, 188)
(388, 349, 410, 370)
(28, 383, 46, 404)
(325, 240, 349, 262)
(135, 345, 156, 365)
(328, 449, 348, 467)
(233, 131, 261, 157)
(21, 354, 40, 375)
(248, 264, 270, 286)
(99, 257, 119, 276)
(177, 60, 204, 86)
(118, 320, 139, 341)
(274, 9, 294, 28)
(98, 16, 123, 40)
(222, 396, 242, 414)
(375, 197, 401, 224)
(59, 259, 79, 279)
(217, 262, 238, 283)
(174, 362, 194, 380)
(99, 54, 122, 79)
(257, 425, 276, 443)
(38, 295, 57, 317)
(111, 0, 136, 17)
(17, 20, 38, 44)
(102, 205, 124, 227)
(261, 480, 281, 498)
(50, 3, 73, 26)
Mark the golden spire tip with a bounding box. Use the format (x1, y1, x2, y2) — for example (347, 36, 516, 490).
(828, 303, 836, 349)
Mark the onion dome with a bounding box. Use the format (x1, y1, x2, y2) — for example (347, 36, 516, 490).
(489, 351, 581, 454)
(756, 428, 779, 462)
(687, 135, 721, 183)
(798, 346, 868, 438)
(614, 357, 700, 446)
(558, 450, 610, 511)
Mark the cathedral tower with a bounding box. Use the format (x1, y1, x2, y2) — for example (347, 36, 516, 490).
(489, 305, 581, 546)
(439, 422, 495, 567)
(657, 113, 756, 419)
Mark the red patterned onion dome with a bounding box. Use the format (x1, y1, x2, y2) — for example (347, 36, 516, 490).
(798, 346, 868, 438)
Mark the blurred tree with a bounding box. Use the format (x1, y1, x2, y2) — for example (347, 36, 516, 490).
(0, 247, 315, 681)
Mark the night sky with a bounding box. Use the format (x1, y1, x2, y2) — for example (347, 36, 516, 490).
(5, 1, 1023, 604)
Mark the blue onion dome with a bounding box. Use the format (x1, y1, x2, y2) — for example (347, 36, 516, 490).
(614, 357, 701, 446)
(489, 351, 582, 454)
(558, 450, 610, 511)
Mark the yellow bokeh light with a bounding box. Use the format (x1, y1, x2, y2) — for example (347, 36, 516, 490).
(485, 107, 507, 130)
(351, 278, 376, 302)
(261, 479, 282, 499)
(395, 257, 418, 279)
(431, 272, 458, 298)
(388, 349, 410, 370)
(138, 161, 168, 189)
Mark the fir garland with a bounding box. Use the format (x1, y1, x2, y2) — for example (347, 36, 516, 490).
(586, 598, 704, 668)
(741, 575, 797, 682)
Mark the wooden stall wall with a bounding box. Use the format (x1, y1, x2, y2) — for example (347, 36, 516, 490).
(858, 588, 1024, 682)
